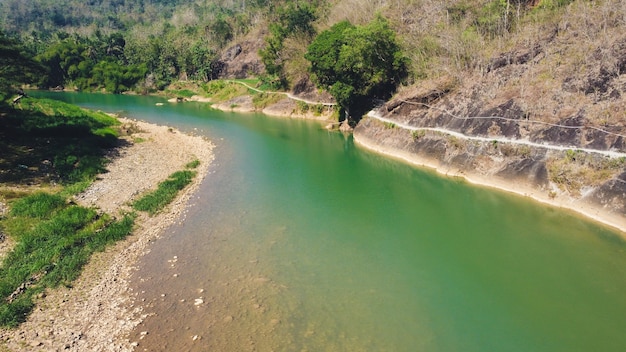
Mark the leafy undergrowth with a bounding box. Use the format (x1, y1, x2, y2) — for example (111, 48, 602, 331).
(131, 159, 199, 215)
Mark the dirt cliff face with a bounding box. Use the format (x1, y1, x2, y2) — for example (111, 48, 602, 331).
(354, 26, 626, 219)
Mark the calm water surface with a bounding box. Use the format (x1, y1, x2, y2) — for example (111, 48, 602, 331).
(39, 92, 626, 351)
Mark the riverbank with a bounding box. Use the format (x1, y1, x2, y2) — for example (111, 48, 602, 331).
(353, 124, 626, 238)
(163, 80, 337, 121)
(0, 118, 214, 351)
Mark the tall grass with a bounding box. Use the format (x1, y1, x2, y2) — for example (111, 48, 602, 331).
(132, 161, 199, 215)
(132, 170, 196, 215)
(0, 192, 134, 327)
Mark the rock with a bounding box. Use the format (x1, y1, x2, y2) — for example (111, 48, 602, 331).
(339, 119, 353, 133)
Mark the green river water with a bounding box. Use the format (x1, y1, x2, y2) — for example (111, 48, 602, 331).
(39, 92, 626, 351)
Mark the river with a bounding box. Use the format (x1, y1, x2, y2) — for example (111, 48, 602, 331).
(38, 92, 626, 351)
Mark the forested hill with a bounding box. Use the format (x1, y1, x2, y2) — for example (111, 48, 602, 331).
(2, 0, 626, 125)
(1, 0, 219, 33)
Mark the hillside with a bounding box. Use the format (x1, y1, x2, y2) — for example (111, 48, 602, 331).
(351, 0, 626, 225)
(3, 0, 626, 223)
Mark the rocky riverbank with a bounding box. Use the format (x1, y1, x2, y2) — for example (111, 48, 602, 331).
(0, 118, 214, 351)
(354, 112, 626, 237)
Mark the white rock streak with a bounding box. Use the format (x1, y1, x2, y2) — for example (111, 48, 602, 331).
(366, 110, 626, 159)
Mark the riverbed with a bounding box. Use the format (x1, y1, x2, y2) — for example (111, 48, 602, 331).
(38, 92, 626, 352)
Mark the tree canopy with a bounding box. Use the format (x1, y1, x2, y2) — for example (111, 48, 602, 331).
(0, 31, 44, 100)
(259, 1, 319, 89)
(305, 16, 408, 119)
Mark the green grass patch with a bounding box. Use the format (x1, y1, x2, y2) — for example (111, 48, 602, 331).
(185, 159, 200, 169)
(9, 192, 66, 219)
(252, 92, 284, 109)
(0, 97, 121, 186)
(0, 97, 137, 327)
(132, 169, 196, 215)
(0, 193, 134, 327)
(201, 80, 250, 102)
(231, 78, 261, 87)
(166, 89, 196, 98)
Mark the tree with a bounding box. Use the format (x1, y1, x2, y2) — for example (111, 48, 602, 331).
(305, 16, 408, 120)
(0, 31, 44, 100)
(259, 1, 318, 89)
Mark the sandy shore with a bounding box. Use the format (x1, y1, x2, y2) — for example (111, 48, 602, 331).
(0, 118, 214, 351)
(353, 132, 626, 238)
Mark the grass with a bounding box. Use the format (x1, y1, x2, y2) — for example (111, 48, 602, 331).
(0, 98, 120, 185)
(252, 92, 284, 109)
(201, 81, 249, 102)
(0, 192, 134, 327)
(132, 161, 199, 215)
(9, 192, 66, 219)
(0, 97, 137, 327)
(166, 88, 196, 98)
(411, 130, 426, 140)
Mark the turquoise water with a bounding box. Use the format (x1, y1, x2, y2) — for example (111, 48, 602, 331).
(37, 92, 626, 351)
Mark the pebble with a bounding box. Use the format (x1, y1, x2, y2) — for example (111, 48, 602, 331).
(194, 298, 204, 306)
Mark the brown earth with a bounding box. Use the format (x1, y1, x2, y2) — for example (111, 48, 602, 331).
(0, 118, 214, 351)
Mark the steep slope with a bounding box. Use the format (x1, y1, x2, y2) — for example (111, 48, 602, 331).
(354, 0, 626, 229)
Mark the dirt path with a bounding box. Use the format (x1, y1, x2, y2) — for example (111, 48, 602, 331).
(226, 80, 337, 106)
(0, 118, 214, 351)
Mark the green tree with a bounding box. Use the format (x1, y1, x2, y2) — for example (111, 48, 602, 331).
(0, 31, 44, 100)
(305, 16, 408, 120)
(259, 1, 318, 89)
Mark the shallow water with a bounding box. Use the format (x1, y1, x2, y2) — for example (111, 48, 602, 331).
(39, 92, 626, 351)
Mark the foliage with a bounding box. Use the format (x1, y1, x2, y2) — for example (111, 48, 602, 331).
(0, 195, 134, 327)
(547, 152, 626, 196)
(9, 193, 66, 219)
(36, 35, 148, 93)
(252, 92, 284, 109)
(305, 16, 408, 119)
(0, 97, 120, 185)
(201, 81, 249, 102)
(0, 31, 44, 100)
(259, 1, 319, 90)
(132, 169, 196, 215)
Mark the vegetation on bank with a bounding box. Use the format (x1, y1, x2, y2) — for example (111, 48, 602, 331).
(0, 194, 134, 327)
(132, 161, 199, 215)
(0, 97, 138, 326)
(1, 0, 599, 120)
(0, 95, 203, 327)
